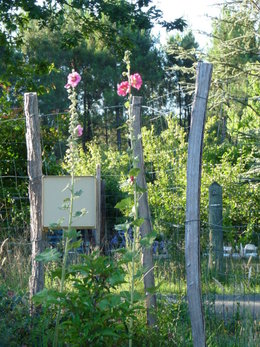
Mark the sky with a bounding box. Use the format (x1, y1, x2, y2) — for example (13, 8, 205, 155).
(152, 0, 221, 49)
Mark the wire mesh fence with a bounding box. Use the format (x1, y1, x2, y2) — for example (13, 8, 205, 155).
(0, 104, 259, 345)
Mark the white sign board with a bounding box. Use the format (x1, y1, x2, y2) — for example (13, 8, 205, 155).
(42, 176, 96, 229)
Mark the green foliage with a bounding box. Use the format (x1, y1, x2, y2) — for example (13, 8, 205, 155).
(35, 248, 61, 263)
(33, 252, 141, 346)
(142, 117, 188, 234)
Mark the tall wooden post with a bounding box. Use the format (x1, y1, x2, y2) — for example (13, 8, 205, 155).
(100, 179, 106, 250)
(96, 164, 101, 248)
(131, 96, 157, 327)
(208, 182, 223, 274)
(185, 62, 213, 347)
(24, 93, 44, 307)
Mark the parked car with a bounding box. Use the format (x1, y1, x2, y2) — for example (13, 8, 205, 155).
(243, 244, 258, 259)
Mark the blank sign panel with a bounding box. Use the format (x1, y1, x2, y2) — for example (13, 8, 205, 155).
(42, 176, 96, 229)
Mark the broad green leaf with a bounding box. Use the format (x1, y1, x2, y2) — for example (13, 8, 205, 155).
(115, 197, 133, 211)
(132, 218, 144, 227)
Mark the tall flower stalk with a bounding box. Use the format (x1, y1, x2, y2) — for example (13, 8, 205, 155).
(117, 51, 143, 347)
(53, 71, 82, 347)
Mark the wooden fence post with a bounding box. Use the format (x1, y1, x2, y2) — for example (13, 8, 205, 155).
(185, 62, 213, 347)
(96, 164, 101, 248)
(24, 92, 44, 308)
(131, 96, 157, 327)
(208, 182, 223, 274)
(101, 179, 106, 250)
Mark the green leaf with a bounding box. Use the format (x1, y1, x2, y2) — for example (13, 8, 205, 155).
(33, 288, 63, 305)
(140, 230, 157, 247)
(74, 189, 83, 197)
(98, 298, 109, 310)
(115, 197, 133, 211)
(67, 239, 82, 251)
(115, 223, 130, 231)
(64, 228, 80, 239)
(73, 208, 87, 218)
(129, 167, 140, 177)
(132, 218, 144, 227)
(101, 328, 119, 337)
(35, 248, 61, 262)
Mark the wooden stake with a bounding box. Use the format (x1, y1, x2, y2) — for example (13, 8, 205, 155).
(208, 182, 223, 274)
(131, 96, 157, 327)
(185, 62, 213, 347)
(24, 92, 44, 310)
(96, 164, 101, 248)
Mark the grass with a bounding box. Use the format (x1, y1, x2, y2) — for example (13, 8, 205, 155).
(0, 243, 259, 346)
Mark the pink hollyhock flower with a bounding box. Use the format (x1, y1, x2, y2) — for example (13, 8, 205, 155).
(76, 124, 83, 137)
(130, 73, 142, 90)
(117, 81, 130, 96)
(65, 71, 81, 88)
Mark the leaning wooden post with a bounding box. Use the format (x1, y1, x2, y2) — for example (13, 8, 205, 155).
(24, 92, 44, 309)
(131, 96, 157, 327)
(208, 182, 223, 274)
(185, 62, 213, 347)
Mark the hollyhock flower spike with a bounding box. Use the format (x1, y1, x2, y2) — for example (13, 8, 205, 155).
(76, 124, 83, 137)
(117, 81, 130, 96)
(65, 71, 81, 88)
(130, 73, 142, 90)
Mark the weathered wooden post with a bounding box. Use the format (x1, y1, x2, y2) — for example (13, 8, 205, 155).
(185, 62, 213, 347)
(24, 92, 44, 308)
(208, 182, 223, 274)
(100, 179, 106, 250)
(96, 164, 101, 248)
(131, 96, 157, 327)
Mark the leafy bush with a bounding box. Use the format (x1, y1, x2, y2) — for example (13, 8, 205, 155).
(33, 252, 143, 346)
